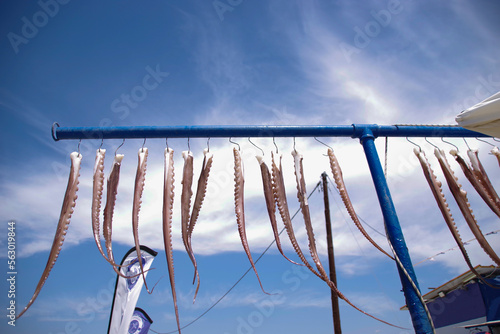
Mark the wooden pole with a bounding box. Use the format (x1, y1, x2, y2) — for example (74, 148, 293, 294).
(321, 172, 342, 334)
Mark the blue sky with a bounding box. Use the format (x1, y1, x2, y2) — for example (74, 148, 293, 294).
(1, 1, 500, 333)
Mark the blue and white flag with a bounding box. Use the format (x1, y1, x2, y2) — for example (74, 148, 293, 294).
(108, 246, 157, 334)
(128, 307, 153, 334)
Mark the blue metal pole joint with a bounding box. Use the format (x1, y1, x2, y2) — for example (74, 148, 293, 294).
(360, 128, 433, 334)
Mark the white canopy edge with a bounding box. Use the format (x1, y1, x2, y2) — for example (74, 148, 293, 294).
(456, 90, 500, 137)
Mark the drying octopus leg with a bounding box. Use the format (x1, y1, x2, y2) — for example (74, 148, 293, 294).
(491, 147, 500, 167)
(163, 148, 181, 333)
(450, 149, 500, 218)
(467, 149, 500, 212)
(271, 152, 322, 279)
(102, 153, 148, 278)
(92, 149, 146, 278)
(132, 147, 154, 293)
(414, 149, 498, 289)
(17, 152, 82, 319)
(291, 149, 403, 328)
(92, 149, 110, 261)
(327, 148, 394, 259)
(435, 148, 500, 266)
(256, 155, 300, 266)
(187, 149, 213, 301)
(181, 150, 201, 301)
(292, 149, 327, 273)
(234, 147, 270, 294)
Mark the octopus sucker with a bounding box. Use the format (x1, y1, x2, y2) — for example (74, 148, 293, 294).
(435, 148, 500, 266)
(181, 150, 201, 301)
(415, 149, 498, 289)
(163, 148, 181, 333)
(132, 147, 154, 293)
(291, 149, 402, 328)
(467, 149, 500, 212)
(234, 147, 270, 295)
(256, 155, 300, 266)
(17, 151, 82, 319)
(271, 152, 322, 280)
(450, 149, 500, 218)
(327, 148, 394, 260)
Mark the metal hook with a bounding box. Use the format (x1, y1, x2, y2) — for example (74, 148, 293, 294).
(207, 138, 210, 152)
(273, 137, 278, 154)
(441, 138, 459, 152)
(115, 139, 125, 156)
(476, 137, 495, 147)
(424, 137, 439, 150)
(463, 138, 471, 151)
(166, 138, 169, 150)
(314, 137, 333, 150)
(77, 139, 82, 157)
(99, 139, 104, 151)
(229, 137, 240, 151)
(493, 138, 500, 143)
(141, 138, 146, 152)
(248, 138, 264, 156)
(187, 137, 191, 153)
(293, 137, 297, 153)
(51, 122, 60, 141)
(406, 137, 421, 151)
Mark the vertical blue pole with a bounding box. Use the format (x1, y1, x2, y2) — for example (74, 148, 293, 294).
(360, 130, 432, 333)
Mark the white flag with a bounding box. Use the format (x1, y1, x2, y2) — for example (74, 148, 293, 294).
(108, 246, 157, 334)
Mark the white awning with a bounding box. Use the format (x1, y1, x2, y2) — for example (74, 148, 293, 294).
(456, 91, 500, 137)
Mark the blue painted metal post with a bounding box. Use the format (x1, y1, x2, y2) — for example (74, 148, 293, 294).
(360, 129, 433, 333)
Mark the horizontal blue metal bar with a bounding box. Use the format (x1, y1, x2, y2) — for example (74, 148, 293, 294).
(52, 123, 489, 141)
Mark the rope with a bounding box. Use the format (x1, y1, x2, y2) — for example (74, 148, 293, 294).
(150, 183, 321, 334)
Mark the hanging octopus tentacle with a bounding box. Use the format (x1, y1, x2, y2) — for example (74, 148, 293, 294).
(163, 148, 181, 333)
(234, 147, 271, 295)
(327, 148, 394, 259)
(256, 155, 301, 266)
(415, 149, 498, 289)
(271, 152, 322, 280)
(491, 147, 500, 167)
(291, 149, 403, 328)
(102, 153, 146, 278)
(132, 147, 154, 293)
(17, 151, 82, 319)
(181, 150, 201, 302)
(103, 153, 123, 265)
(187, 149, 213, 302)
(92, 148, 109, 261)
(467, 149, 500, 212)
(450, 149, 500, 218)
(435, 148, 500, 266)
(189, 149, 213, 236)
(291, 149, 324, 272)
